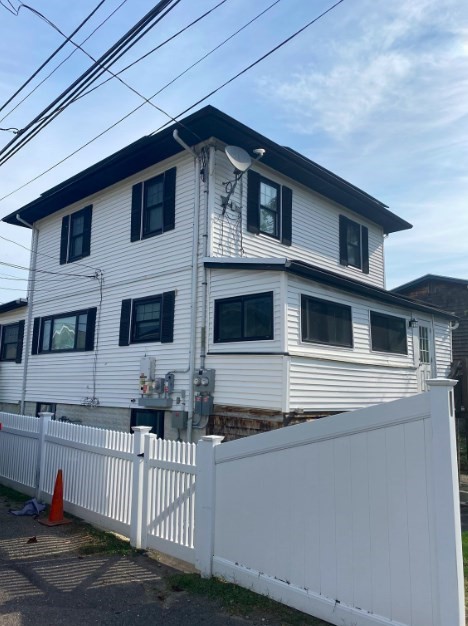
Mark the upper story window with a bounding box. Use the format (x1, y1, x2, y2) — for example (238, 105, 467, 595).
(0, 321, 25, 362)
(214, 292, 273, 343)
(60, 205, 92, 265)
(131, 167, 176, 242)
(301, 295, 353, 348)
(370, 311, 407, 354)
(247, 170, 292, 246)
(339, 215, 369, 274)
(119, 291, 175, 346)
(31, 308, 97, 354)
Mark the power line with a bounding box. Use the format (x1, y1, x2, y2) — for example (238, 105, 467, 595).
(0, 259, 96, 278)
(152, 0, 346, 134)
(0, 0, 130, 124)
(0, 0, 109, 115)
(0, 0, 185, 166)
(0, 0, 283, 202)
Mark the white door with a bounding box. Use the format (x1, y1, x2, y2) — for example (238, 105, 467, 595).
(418, 324, 433, 391)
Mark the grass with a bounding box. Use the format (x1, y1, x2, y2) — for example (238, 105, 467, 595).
(167, 573, 328, 625)
(0, 484, 31, 507)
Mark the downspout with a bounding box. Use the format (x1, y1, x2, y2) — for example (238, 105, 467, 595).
(172, 130, 200, 442)
(16, 214, 38, 415)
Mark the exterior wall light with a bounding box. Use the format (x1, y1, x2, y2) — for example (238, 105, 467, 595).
(408, 317, 418, 328)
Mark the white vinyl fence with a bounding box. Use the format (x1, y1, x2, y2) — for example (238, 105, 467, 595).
(0, 379, 464, 626)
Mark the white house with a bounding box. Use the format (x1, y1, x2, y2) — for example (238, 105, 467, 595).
(0, 106, 456, 440)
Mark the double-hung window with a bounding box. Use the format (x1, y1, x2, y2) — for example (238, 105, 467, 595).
(247, 170, 292, 246)
(60, 205, 92, 264)
(131, 167, 176, 242)
(0, 321, 25, 362)
(119, 291, 175, 346)
(301, 295, 353, 347)
(214, 292, 273, 343)
(339, 215, 369, 273)
(32, 308, 97, 354)
(370, 311, 407, 354)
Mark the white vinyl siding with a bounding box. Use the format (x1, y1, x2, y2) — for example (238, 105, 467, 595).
(0, 308, 26, 404)
(212, 150, 385, 287)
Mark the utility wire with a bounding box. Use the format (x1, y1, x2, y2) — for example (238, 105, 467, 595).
(0, 0, 184, 166)
(0, 0, 283, 201)
(152, 0, 346, 134)
(0, 0, 130, 125)
(0, 0, 109, 115)
(0, 259, 96, 278)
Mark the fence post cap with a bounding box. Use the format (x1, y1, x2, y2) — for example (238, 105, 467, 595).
(200, 435, 224, 445)
(427, 378, 458, 388)
(131, 426, 153, 434)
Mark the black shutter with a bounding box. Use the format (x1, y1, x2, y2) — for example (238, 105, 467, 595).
(362, 226, 369, 274)
(281, 186, 292, 246)
(247, 170, 260, 234)
(119, 299, 132, 346)
(31, 317, 41, 354)
(0, 325, 2, 358)
(15, 320, 25, 363)
(339, 215, 348, 266)
(60, 215, 70, 264)
(82, 205, 93, 258)
(85, 307, 97, 351)
(131, 183, 143, 242)
(161, 290, 175, 343)
(163, 167, 176, 233)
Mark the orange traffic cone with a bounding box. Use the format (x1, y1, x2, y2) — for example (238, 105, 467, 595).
(39, 469, 72, 526)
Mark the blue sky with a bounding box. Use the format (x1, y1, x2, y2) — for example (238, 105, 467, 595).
(0, 0, 466, 303)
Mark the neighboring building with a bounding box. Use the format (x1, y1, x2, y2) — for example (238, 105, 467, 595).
(393, 274, 467, 415)
(0, 106, 457, 440)
(0, 299, 27, 412)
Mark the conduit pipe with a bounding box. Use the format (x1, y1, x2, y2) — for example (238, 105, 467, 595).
(16, 214, 38, 415)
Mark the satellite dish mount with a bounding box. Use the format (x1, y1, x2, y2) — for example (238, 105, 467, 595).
(221, 145, 265, 212)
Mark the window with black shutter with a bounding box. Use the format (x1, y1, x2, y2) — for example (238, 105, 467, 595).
(247, 171, 292, 246)
(131, 167, 176, 242)
(118, 291, 175, 345)
(33, 308, 97, 354)
(0, 321, 24, 362)
(60, 205, 92, 264)
(339, 215, 369, 273)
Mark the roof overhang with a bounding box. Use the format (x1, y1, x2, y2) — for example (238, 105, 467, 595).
(204, 258, 457, 321)
(393, 273, 468, 293)
(3, 106, 411, 235)
(0, 298, 27, 314)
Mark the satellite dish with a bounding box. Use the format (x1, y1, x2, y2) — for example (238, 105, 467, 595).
(225, 145, 252, 173)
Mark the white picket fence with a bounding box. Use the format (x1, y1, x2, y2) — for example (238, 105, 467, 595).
(0, 379, 464, 626)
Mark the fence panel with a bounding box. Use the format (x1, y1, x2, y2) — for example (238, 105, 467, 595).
(143, 436, 197, 563)
(0, 412, 39, 494)
(41, 420, 134, 535)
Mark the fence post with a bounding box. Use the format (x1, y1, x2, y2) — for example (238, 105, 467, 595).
(130, 426, 152, 549)
(427, 378, 464, 626)
(36, 412, 53, 501)
(195, 435, 224, 578)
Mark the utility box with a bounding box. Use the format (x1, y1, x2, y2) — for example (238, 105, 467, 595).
(171, 410, 188, 430)
(140, 356, 155, 380)
(153, 377, 165, 394)
(194, 394, 213, 416)
(192, 368, 215, 394)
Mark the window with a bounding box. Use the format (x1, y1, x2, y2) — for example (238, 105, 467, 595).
(214, 292, 273, 343)
(301, 295, 353, 347)
(130, 409, 164, 438)
(36, 403, 56, 417)
(131, 167, 176, 242)
(370, 311, 407, 354)
(0, 321, 24, 362)
(60, 205, 92, 264)
(119, 291, 175, 346)
(247, 170, 292, 246)
(32, 308, 97, 354)
(419, 326, 430, 364)
(339, 215, 369, 273)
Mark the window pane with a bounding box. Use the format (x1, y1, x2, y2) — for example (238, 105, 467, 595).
(347, 221, 361, 268)
(259, 181, 278, 237)
(51, 316, 76, 351)
(419, 326, 430, 363)
(71, 214, 84, 236)
(146, 179, 163, 207)
(302, 297, 352, 347)
(260, 208, 277, 236)
(144, 205, 163, 234)
(244, 295, 273, 339)
(76, 314, 88, 350)
(70, 233, 83, 259)
(217, 301, 242, 341)
(371, 312, 407, 354)
(260, 182, 278, 211)
(1, 325, 19, 360)
(41, 320, 51, 352)
(134, 300, 161, 341)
